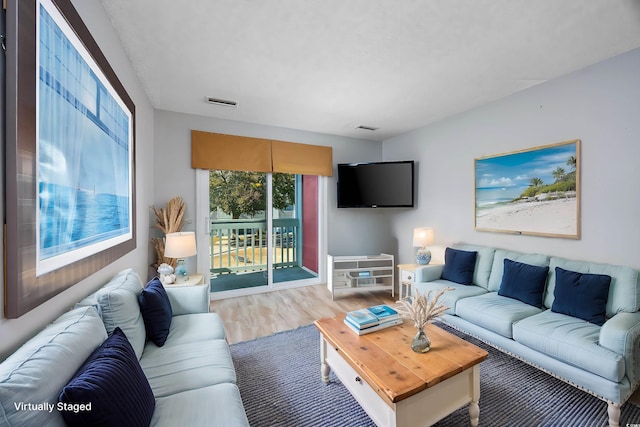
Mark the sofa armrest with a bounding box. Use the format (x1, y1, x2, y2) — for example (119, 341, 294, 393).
(599, 312, 640, 385)
(165, 284, 210, 315)
(415, 264, 444, 283)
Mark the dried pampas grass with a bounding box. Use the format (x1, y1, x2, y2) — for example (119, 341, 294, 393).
(152, 196, 186, 234)
(151, 196, 187, 268)
(396, 287, 453, 329)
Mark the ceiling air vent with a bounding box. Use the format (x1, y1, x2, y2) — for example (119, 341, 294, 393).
(205, 97, 238, 108)
(355, 125, 378, 131)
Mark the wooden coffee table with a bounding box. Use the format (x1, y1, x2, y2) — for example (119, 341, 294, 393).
(314, 314, 488, 427)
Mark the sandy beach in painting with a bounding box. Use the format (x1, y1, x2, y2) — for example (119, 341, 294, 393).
(476, 197, 577, 235)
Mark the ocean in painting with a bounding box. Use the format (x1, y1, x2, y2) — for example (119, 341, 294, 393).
(39, 182, 130, 259)
(475, 186, 528, 208)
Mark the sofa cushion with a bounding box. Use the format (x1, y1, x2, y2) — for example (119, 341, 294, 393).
(498, 259, 549, 308)
(488, 249, 549, 292)
(164, 313, 227, 347)
(151, 383, 249, 427)
(544, 257, 639, 318)
(451, 244, 496, 289)
(165, 284, 210, 315)
(513, 310, 624, 383)
(94, 268, 147, 359)
(75, 269, 138, 312)
(456, 293, 543, 338)
(413, 279, 487, 314)
(551, 267, 611, 326)
(442, 247, 477, 285)
(139, 278, 173, 347)
(59, 328, 155, 427)
(140, 339, 237, 398)
(0, 306, 106, 427)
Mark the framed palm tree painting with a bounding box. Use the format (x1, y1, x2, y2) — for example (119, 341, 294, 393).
(475, 140, 580, 239)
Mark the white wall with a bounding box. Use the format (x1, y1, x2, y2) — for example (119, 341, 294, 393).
(384, 48, 640, 269)
(153, 110, 395, 257)
(0, 0, 155, 360)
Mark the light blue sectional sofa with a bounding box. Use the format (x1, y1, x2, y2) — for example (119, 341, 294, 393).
(414, 244, 640, 427)
(0, 268, 249, 427)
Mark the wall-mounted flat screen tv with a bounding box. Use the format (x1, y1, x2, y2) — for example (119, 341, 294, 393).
(337, 160, 415, 208)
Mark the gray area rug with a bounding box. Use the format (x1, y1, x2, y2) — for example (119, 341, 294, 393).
(230, 323, 640, 426)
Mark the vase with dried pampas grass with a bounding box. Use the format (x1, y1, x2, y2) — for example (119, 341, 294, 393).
(396, 287, 453, 353)
(150, 196, 187, 269)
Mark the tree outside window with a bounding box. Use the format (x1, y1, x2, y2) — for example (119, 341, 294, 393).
(209, 171, 295, 219)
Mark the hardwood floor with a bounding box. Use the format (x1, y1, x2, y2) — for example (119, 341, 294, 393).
(210, 284, 396, 344)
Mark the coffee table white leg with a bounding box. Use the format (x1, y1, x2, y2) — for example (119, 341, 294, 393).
(469, 365, 481, 427)
(320, 336, 331, 383)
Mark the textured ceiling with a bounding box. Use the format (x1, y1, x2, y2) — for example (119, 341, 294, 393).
(100, 0, 640, 141)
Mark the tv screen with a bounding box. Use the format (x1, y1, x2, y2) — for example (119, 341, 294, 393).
(337, 161, 415, 208)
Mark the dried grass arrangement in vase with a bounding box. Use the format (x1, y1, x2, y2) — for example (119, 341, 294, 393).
(151, 196, 187, 269)
(396, 287, 452, 353)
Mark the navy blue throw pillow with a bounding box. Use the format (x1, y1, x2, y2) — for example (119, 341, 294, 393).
(498, 258, 549, 308)
(551, 267, 611, 326)
(441, 247, 477, 285)
(59, 327, 155, 427)
(138, 277, 173, 346)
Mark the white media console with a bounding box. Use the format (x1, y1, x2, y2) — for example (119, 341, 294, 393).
(327, 254, 395, 300)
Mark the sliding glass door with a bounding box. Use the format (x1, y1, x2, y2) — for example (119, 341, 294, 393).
(202, 170, 323, 297)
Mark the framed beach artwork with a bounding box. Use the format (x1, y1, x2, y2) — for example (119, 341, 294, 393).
(475, 140, 580, 239)
(4, 0, 136, 318)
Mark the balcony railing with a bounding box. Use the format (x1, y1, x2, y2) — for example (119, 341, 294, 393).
(209, 218, 300, 277)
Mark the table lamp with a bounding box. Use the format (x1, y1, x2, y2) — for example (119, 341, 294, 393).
(412, 227, 434, 265)
(164, 231, 197, 281)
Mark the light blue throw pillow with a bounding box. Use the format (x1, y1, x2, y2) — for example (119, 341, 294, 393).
(95, 268, 147, 359)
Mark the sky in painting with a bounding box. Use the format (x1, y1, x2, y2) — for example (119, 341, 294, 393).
(476, 142, 577, 190)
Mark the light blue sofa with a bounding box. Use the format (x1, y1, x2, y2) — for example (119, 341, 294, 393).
(0, 268, 249, 427)
(414, 244, 640, 427)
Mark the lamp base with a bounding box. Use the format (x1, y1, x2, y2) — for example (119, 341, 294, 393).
(175, 259, 188, 280)
(415, 247, 432, 265)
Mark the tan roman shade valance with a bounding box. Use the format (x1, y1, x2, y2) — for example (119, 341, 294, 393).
(191, 130, 333, 176)
(191, 130, 272, 172)
(271, 140, 333, 176)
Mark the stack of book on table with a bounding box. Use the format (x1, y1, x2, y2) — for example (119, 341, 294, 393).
(344, 304, 403, 335)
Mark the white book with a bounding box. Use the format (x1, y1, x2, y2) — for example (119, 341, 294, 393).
(343, 317, 403, 335)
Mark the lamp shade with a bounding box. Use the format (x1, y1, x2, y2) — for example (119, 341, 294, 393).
(164, 232, 197, 258)
(412, 228, 434, 247)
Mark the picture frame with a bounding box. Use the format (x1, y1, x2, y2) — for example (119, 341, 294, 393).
(475, 140, 580, 239)
(5, 0, 136, 318)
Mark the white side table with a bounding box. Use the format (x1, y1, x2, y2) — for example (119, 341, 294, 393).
(397, 264, 420, 300)
(163, 273, 203, 287)
(397, 263, 443, 299)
